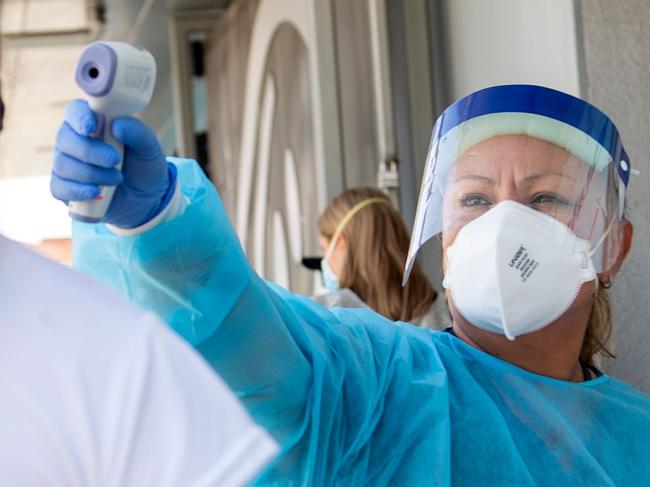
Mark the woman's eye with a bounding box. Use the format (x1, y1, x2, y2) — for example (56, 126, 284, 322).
(529, 193, 569, 206)
(461, 194, 490, 207)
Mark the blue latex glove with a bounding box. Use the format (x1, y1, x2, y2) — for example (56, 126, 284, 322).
(51, 99, 176, 228)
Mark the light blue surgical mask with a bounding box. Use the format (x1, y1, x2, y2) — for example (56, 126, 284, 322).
(321, 257, 340, 293)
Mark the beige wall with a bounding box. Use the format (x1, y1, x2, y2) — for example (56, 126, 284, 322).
(441, 0, 581, 100)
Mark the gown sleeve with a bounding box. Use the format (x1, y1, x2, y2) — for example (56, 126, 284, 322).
(72, 158, 446, 483)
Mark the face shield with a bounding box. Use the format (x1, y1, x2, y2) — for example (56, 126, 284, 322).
(404, 85, 631, 283)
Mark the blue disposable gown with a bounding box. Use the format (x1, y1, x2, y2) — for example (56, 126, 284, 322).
(73, 159, 650, 486)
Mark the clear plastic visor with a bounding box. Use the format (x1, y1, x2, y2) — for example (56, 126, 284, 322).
(406, 113, 625, 278)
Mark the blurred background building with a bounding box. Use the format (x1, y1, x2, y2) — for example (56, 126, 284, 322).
(0, 0, 648, 392)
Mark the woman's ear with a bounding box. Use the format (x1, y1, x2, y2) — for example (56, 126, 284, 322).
(598, 219, 633, 285)
(336, 235, 348, 253)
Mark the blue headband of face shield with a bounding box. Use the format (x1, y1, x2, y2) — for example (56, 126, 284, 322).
(404, 84, 631, 284)
(434, 84, 631, 186)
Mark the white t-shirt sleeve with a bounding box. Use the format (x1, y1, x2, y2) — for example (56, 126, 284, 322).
(0, 239, 276, 486)
(109, 315, 278, 487)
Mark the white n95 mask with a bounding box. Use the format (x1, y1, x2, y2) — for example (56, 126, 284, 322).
(442, 200, 604, 340)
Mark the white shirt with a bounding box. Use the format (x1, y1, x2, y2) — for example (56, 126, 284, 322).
(0, 236, 278, 487)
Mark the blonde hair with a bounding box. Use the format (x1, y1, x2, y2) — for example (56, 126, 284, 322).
(319, 188, 436, 323)
(581, 184, 625, 367)
(582, 286, 615, 367)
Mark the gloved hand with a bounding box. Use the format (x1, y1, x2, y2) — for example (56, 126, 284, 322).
(51, 99, 176, 228)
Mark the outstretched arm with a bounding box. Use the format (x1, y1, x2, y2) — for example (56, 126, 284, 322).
(71, 158, 318, 442)
(52, 101, 430, 483)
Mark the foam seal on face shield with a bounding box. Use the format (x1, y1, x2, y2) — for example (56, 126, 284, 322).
(450, 112, 612, 172)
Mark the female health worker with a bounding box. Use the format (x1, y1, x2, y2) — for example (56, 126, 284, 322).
(315, 187, 449, 328)
(52, 85, 650, 485)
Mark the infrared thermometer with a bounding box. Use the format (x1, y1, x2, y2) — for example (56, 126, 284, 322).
(69, 41, 156, 222)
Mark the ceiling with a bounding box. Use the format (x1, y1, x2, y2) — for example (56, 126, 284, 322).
(0, 0, 229, 242)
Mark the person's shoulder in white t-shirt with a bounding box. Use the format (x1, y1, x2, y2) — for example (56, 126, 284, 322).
(0, 236, 277, 487)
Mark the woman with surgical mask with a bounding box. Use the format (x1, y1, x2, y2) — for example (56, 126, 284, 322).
(55, 84, 649, 484)
(315, 187, 448, 328)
